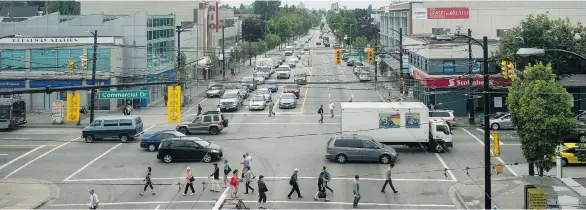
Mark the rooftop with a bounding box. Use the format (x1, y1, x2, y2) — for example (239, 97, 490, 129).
(402, 35, 501, 60)
(341, 102, 427, 110)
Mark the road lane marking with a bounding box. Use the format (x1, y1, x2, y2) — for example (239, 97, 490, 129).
(212, 187, 230, 210)
(272, 92, 283, 114)
(231, 122, 340, 125)
(0, 145, 58, 147)
(328, 93, 331, 98)
(2, 138, 31, 140)
(5, 137, 80, 178)
(299, 64, 312, 115)
(461, 128, 519, 177)
(0, 145, 44, 171)
(0, 154, 7, 156)
(435, 153, 457, 182)
(49, 200, 455, 208)
(63, 125, 157, 181)
(476, 128, 504, 145)
(65, 176, 452, 182)
(154, 204, 160, 210)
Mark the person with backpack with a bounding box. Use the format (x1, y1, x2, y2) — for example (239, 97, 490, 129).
(183, 167, 195, 196)
(140, 166, 156, 196)
(322, 166, 333, 193)
(313, 170, 329, 201)
(223, 160, 232, 188)
(257, 175, 268, 209)
(287, 168, 302, 199)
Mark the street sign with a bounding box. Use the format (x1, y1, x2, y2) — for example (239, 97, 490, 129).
(167, 86, 182, 122)
(344, 53, 365, 60)
(402, 55, 410, 74)
(66, 92, 80, 122)
(99, 90, 150, 99)
(472, 62, 480, 72)
(52, 100, 64, 124)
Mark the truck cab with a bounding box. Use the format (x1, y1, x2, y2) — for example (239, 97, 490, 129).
(429, 119, 453, 152)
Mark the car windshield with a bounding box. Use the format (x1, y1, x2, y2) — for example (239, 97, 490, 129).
(258, 89, 269, 94)
(209, 86, 222, 90)
(282, 94, 296, 99)
(222, 92, 238, 98)
(194, 140, 210, 147)
(252, 96, 264, 101)
(436, 125, 451, 135)
(242, 77, 254, 82)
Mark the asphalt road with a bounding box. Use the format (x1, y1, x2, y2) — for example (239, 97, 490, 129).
(0, 30, 528, 209)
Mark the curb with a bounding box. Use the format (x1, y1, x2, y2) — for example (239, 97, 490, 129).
(448, 184, 470, 210)
(0, 178, 60, 209)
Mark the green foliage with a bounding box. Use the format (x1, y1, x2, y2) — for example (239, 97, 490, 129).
(266, 8, 320, 40)
(506, 63, 578, 176)
(253, 0, 281, 20)
(352, 36, 370, 51)
(492, 14, 586, 77)
(326, 9, 378, 45)
(241, 18, 266, 42)
(577, 143, 586, 162)
(48, 1, 80, 15)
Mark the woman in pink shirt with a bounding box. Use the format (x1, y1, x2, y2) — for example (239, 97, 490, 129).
(230, 169, 239, 198)
(184, 167, 195, 196)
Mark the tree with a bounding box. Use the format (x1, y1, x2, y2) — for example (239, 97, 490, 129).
(253, 0, 281, 20)
(507, 63, 578, 176)
(241, 18, 266, 42)
(47, 1, 80, 15)
(577, 143, 586, 162)
(493, 14, 586, 77)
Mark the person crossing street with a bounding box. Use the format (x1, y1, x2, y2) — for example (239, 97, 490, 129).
(244, 166, 255, 194)
(381, 163, 399, 193)
(257, 175, 268, 209)
(329, 101, 335, 117)
(287, 168, 302, 199)
(140, 167, 156, 196)
(317, 105, 324, 123)
(209, 163, 221, 192)
(322, 166, 333, 193)
(268, 100, 275, 117)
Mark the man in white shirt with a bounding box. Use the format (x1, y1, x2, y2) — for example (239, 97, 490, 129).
(245, 153, 256, 179)
(328, 101, 335, 118)
(89, 189, 99, 209)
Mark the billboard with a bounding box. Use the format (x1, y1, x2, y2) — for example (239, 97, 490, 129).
(167, 86, 182, 123)
(412, 8, 470, 20)
(65, 92, 80, 122)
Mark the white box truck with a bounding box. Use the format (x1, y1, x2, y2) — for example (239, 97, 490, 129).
(340, 102, 453, 153)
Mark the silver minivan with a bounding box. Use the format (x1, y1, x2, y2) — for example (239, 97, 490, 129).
(325, 134, 398, 164)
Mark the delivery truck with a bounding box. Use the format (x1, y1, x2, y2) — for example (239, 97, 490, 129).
(340, 102, 453, 153)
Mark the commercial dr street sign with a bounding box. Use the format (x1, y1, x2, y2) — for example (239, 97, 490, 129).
(99, 90, 150, 99)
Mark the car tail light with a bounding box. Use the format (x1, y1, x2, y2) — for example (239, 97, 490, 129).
(218, 121, 223, 126)
(453, 118, 456, 121)
(327, 147, 332, 152)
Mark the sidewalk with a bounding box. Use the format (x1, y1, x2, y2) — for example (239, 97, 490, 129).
(375, 73, 419, 103)
(0, 178, 60, 209)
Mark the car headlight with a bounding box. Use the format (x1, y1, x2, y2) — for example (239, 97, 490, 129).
(210, 150, 219, 153)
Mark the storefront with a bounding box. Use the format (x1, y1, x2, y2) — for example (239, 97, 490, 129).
(145, 69, 177, 107)
(410, 66, 511, 116)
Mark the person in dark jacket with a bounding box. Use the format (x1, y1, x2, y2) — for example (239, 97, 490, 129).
(322, 166, 333, 193)
(209, 163, 221, 192)
(287, 168, 302, 199)
(140, 167, 155, 196)
(197, 104, 203, 115)
(317, 105, 324, 123)
(257, 175, 268, 209)
(313, 171, 329, 201)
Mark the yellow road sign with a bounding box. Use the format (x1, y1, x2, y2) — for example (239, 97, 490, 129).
(167, 86, 182, 122)
(66, 92, 80, 122)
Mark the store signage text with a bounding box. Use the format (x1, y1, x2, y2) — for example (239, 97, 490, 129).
(11, 38, 80, 43)
(421, 77, 510, 88)
(427, 8, 469, 19)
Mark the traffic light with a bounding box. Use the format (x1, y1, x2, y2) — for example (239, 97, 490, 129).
(367, 48, 375, 63)
(491, 131, 500, 157)
(67, 60, 74, 75)
(500, 60, 508, 80)
(334, 49, 342, 65)
(507, 62, 515, 81)
(81, 56, 88, 73)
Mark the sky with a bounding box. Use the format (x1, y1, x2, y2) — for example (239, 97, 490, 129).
(220, 0, 394, 10)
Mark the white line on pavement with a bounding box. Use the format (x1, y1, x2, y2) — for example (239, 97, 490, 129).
(476, 128, 503, 145)
(2, 138, 31, 140)
(0, 145, 44, 171)
(4, 137, 80, 178)
(212, 187, 230, 210)
(49, 200, 456, 208)
(64, 176, 452, 182)
(231, 122, 340, 125)
(461, 128, 519, 177)
(435, 153, 458, 182)
(154, 204, 160, 210)
(0, 154, 7, 156)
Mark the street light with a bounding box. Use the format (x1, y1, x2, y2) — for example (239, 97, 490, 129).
(455, 34, 492, 210)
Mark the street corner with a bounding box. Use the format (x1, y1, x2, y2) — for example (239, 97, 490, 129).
(0, 178, 60, 209)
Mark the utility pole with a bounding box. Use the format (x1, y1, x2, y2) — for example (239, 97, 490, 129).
(482, 36, 492, 210)
(374, 44, 378, 81)
(222, 23, 226, 79)
(467, 28, 475, 125)
(89, 30, 98, 124)
(398, 28, 404, 78)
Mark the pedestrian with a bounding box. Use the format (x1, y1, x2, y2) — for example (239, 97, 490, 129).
(140, 166, 156, 196)
(230, 169, 239, 198)
(223, 160, 232, 188)
(184, 167, 195, 196)
(244, 166, 255, 194)
(240, 154, 249, 182)
(314, 170, 329, 201)
(353, 175, 360, 208)
(322, 166, 333, 193)
(317, 105, 324, 123)
(231, 68, 235, 76)
(257, 175, 268, 209)
(89, 189, 99, 209)
(329, 101, 335, 117)
(245, 153, 255, 179)
(287, 168, 302, 199)
(381, 163, 399, 193)
(209, 163, 221, 192)
(216, 105, 221, 113)
(164, 92, 168, 105)
(197, 104, 203, 115)
(268, 100, 275, 117)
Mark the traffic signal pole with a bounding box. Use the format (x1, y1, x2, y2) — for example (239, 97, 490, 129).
(89, 30, 98, 124)
(467, 29, 475, 125)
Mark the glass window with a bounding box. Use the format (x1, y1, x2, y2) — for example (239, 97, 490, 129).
(184, 141, 196, 147)
(148, 18, 153, 27)
(97, 48, 111, 72)
(148, 31, 152, 40)
(119, 119, 133, 126)
(91, 120, 102, 126)
(31, 49, 57, 71)
(0, 50, 26, 70)
(172, 140, 185, 147)
(192, 116, 202, 123)
(443, 60, 455, 73)
(363, 140, 378, 149)
(103, 120, 119, 126)
(203, 115, 212, 122)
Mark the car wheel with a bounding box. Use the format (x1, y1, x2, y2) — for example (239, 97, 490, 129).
(163, 155, 173, 163)
(335, 154, 347, 164)
(433, 144, 445, 153)
(580, 134, 586, 143)
(561, 158, 568, 167)
(148, 144, 157, 152)
(380, 155, 392, 164)
(202, 154, 212, 163)
(491, 123, 500, 130)
(85, 135, 94, 143)
(209, 127, 219, 135)
(119, 134, 129, 142)
(178, 127, 189, 134)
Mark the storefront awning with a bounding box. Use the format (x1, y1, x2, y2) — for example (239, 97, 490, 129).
(410, 66, 511, 88)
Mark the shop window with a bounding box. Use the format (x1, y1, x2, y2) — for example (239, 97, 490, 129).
(443, 60, 455, 73)
(57, 49, 82, 72)
(148, 18, 153, 27)
(31, 49, 57, 71)
(148, 31, 152, 40)
(96, 48, 111, 72)
(0, 49, 26, 70)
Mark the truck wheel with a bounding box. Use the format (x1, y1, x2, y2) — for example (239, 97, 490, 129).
(379, 155, 391, 164)
(335, 154, 347, 164)
(178, 127, 189, 134)
(433, 144, 445, 153)
(209, 127, 219, 135)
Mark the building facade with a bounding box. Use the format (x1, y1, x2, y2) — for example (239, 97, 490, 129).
(0, 12, 176, 111)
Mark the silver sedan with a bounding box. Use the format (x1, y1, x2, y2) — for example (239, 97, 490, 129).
(487, 113, 514, 130)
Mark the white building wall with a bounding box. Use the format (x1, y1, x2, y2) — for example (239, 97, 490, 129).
(80, 1, 202, 24)
(175, 29, 199, 63)
(411, 1, 586, 39)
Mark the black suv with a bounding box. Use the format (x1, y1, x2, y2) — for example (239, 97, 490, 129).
(157, 137, 223, 163)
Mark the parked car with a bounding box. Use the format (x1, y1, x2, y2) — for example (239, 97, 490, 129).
(157, 137, 223, 163)
(279, 93, 298, 109)
(139, 130, 186, 152)
(248, 95, 267, 111)
(206, 84, 225, 98)
(283, 85, 301, 99)
(487, 113, 513, 130)
(219, 90, 243, 112)
(429, 110, 458, 128)
(325, 133, 398, 164)
(176, 112, 226, 135)
(82, 115, 144, 143)
(552, 143, 586, 166)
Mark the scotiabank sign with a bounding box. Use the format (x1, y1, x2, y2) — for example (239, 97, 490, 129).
(411, 66, 510, 88)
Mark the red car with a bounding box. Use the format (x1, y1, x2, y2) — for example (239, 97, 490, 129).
(283, 85, 301, 98)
